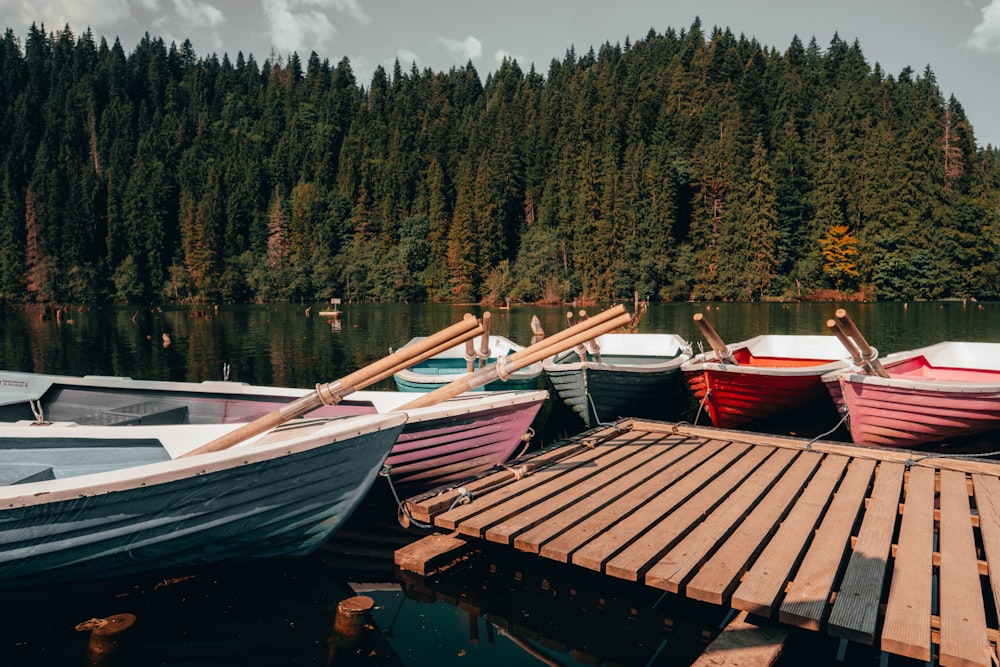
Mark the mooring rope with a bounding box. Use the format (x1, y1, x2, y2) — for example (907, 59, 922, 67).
(379, 465, 433, 529)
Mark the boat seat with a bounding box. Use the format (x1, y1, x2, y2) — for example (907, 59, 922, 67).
(0, 463, 56, 485)
(72, 401, 189, 426)
(0, 437, 172, 479)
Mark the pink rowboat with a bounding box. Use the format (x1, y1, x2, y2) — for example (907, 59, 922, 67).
(822, 341, 1000, 448)
(681, 335, 852, 429)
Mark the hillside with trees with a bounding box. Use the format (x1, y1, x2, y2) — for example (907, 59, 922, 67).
(1, 19, 998, 305)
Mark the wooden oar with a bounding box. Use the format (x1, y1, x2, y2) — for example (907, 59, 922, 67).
(464, 338, 475, 373)
(834, 308, 889, 378)
(826, 318, 865, 368)
(477, 311, 492, 369)
(179, 314, 485, 458)
(567, 310, 588, 362)
(399, 304, 632, 410)
(692, 313, 737, 365)
(578, 309, 602, 363)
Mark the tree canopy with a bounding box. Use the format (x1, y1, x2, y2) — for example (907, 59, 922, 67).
(1, 21, 998, 304)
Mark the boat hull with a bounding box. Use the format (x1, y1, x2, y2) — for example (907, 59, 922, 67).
(392, 335, 542, 392)
(384, 395, 544, 490)
(542, 333, 691, 428)
(0, 414, 405, 591)
(823, 341, 1000, 448)
(681, 335, 849, 429)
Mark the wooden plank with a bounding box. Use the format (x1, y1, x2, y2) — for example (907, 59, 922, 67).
(431, 439, 622, 530)
(404, 424, 626, 523)
(880, 465, 935, 661)
(484, 433, 695, 546)
(560, 441, 751, 571)
(686, 452, 822, 605)
(537, 438, 733, 563)
(512, 439, 708, 553)
(658, 421, 1000, 477)
(973, 473, 1000, 625)
(938, 469, 990, 667)
(828, 461, 905, 644)
(394, 533, 470, 576)
(778, 457, 876, 631)
(732, 454, 849, 617)
(645, 448, 799, 594)
(468, 432, 677, 542)
(689, 611, 788, 667)
(602, 446, 774, 581)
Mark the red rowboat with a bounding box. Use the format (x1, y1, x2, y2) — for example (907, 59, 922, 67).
(681, 334, 851, 429)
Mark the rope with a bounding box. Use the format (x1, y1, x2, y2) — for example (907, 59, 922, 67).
(495, 355, 510, 381)
(500, 464, 527, 481)
(805, 408, 850, 450)
(448, 487, 474, 510)
(514, 427, 534, 458)
(379, 465, 433, 529)
(30, 399, 45, 424)
(693, 389, 711, 426)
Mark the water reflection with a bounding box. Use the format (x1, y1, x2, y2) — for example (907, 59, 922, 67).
(0, 556, 401, 667)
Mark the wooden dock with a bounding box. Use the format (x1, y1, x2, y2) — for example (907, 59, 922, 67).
(396, 419, 1000, 667)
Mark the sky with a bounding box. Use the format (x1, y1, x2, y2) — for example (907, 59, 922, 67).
(2, 1, 1000, 147)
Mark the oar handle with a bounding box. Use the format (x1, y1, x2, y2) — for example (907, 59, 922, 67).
(578, 310, 602, 362)
(179, 314, 484, 457)
(399, 306, 632, 410)
(693, 313, 737, 365)
(834, 309, 889, 378)
(826, 318, 864, 367)
(478, 311, 492, 369)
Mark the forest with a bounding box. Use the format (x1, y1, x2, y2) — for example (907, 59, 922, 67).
(1, 18, 999, 306)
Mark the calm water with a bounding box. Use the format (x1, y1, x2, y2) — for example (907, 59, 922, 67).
(2, 300, 993, 666)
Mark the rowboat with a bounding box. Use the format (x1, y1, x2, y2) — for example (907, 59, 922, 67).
(392, 334, 543, 392)
(0, 370, 547, 493)
(681, 334, 851, 429)
(822, 341, 1000, 448)
(541, 333, 692, 428)
(0, 410, 406, 591)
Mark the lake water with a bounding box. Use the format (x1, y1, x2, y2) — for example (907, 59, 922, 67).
(1, 300, 994, 666)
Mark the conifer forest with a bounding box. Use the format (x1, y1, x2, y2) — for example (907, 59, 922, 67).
(2, 19, 999, 306)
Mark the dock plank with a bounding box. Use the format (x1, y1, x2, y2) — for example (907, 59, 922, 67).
(778, 457, 876, 631)
(686, 451, 822, 605)
(602, 446, 774, 581)
(537, 438, 733, 563)
(496, 435, 701, 550)
(828, 461, 905, 644)
(431, 440, 619, 530)
(514, 434, 708, 560)
(880, 465, 935, 661)
(645, 448, 799, 594)
(973, 473, 1000, 625)
(476, 432, 680, 544)
(732, 454, 849, 617)
(938, 469, 990, 667)
(563, 440, 752, 572)
(396, 420, 1000, 664)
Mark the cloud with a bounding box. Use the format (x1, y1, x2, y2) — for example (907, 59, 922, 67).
(1, 0, 131, 34)
(149, 0, 225, 53)
(396, 49, 419, 66)
(966, 0, 1000, 53)
(436, 35, 482, 62)
(261, 0, 370, 56)
(494, 48, 527, 68)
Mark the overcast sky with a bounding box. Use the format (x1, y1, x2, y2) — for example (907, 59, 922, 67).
(3, 1, 999, 147)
